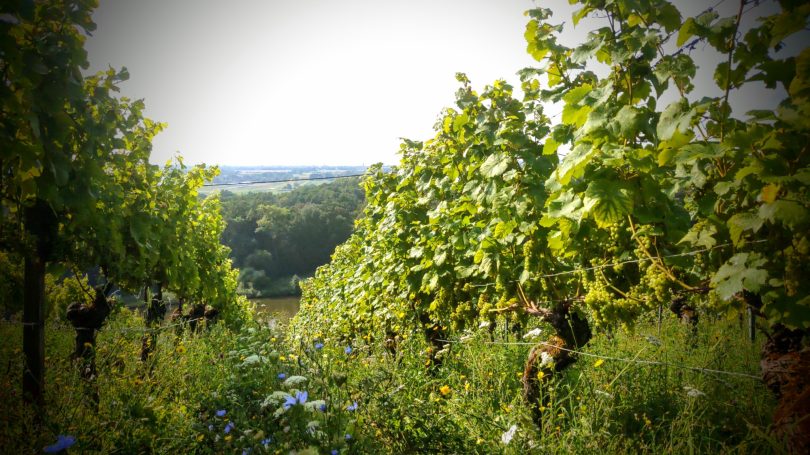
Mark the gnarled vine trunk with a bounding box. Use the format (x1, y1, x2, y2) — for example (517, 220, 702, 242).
(418, 311, 449, 370)
(66, 282, 112, 406)
(140, 283, 164, 363)
(521, 301, 592, 430)
(761, 324, 810, 453)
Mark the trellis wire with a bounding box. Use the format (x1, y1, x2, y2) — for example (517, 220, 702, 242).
(438, 337, 761, 380)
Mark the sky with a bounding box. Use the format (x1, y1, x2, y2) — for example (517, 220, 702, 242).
(86, 0, 544, 166)
(85, 1, 801, 167)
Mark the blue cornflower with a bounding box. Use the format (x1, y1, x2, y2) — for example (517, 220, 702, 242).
(345, 346, 352, 354)
(331, 450, 338, 455)
(44, 435, 76, 453)
(261, 437, 272, 447)
(224, 422, 235, 434)
(215, 409, 226, 417)
(319, 403, 327, 412)
(314, 342, 324, 350)
(283, 390, 308, 409)
(345, 433, 352, 440)
(277, 373, 286, 380)
(346, 401, 358, 411)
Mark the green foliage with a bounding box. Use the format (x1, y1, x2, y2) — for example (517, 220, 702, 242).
(294, 0, 810, 346)
(219, 179, 364, 297)
(0, 312, 777, 453)
(44, 273, 94, 321)
(0, 252, 23, 316)
(0, 0, 248, 327)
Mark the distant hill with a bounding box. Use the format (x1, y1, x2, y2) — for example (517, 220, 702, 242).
(200, 165, 370, 194)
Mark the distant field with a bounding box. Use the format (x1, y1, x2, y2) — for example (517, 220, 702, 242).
(199, 165, 370, 194)
(199, 179, 327, 195)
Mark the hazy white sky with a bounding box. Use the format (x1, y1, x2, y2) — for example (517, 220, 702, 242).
(85, 1, 800, 167)
(86, 0, 545, 166)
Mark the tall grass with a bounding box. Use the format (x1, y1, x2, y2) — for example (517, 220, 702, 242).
(0, 309, 782, 454)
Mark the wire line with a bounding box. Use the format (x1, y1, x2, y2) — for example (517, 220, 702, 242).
(202, 173, 367, 187)
(438, 337, 761, 380)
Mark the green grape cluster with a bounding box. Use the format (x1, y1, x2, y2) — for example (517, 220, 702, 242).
(640, 264, 671, 307)
(523, 239, 536, 272)
(583, 279, 613, 327)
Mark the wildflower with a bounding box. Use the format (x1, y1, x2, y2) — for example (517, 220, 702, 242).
(346, 401, 358, 411)
(208, 424, 214, 431)
(277, 373, 286, 380)
(345, 346, 353, 354)
(501, 425, 517, 445)
(536, 371, 545, 380)
(595, 389, 614, 399)
(684, 386, 705, 397)
(314, 342, 324, 350)
(331, 450, 339, 455)
(478, 320, 490, 329)
(522, 328, 543, 340)
(319, 403, 327, 412)
(439, 385, 451, 396)
(283, 390, 309, 409)
(176, 345, 187, 354)
(261, 437, 272, 447)
(345, 434, 352, 440)
(539, 352, 554, 367)
(196, 434, 205, 442)
(224, 422, 235, 434)
(215, 409, 227, 417)
(224, 435, 232, 442)
(279, 355, 286, 361)
(593, 358, 605, 368)
(464, 382, 471, 392)
(44, 435, 76, 453)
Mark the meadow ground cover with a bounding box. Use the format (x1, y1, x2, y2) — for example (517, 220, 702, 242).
(0, 307, 778, 454)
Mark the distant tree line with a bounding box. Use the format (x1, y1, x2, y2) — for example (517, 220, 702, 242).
(219, 178, 365, 297)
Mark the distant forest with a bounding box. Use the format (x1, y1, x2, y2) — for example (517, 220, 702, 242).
(218, 177, 365, 297)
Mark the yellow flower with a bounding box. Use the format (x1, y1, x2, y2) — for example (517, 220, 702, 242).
(476, 438, 484, 445)
(464, 381, 471, 392)
(593, 358, 605, 368)
(196, 434, 204, 442)
(224, 435, 232, 442)
(439, 385, 451, 396)
(176, 345, 187, 354)
(271, 337, 277, 343)
(279, 355, 286, 361)
(536, 371, 545, 380)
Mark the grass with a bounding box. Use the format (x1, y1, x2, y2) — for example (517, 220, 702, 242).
(0, 308, 784, 454)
